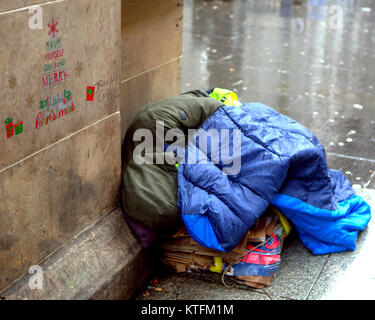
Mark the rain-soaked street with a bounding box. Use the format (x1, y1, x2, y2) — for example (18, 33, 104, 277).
(136, 0, 375, 300)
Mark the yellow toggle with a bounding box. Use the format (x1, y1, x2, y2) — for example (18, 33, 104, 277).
(209, 88, 243, 107)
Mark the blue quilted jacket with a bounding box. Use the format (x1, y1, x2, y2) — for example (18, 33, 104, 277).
(177, 103, 371, 255)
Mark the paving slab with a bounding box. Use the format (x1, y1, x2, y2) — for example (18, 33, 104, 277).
(137, 272, 270, 300)
(307, 188, 375, 300)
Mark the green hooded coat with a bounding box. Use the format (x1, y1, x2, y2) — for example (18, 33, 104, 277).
(121, 90, 223, 232)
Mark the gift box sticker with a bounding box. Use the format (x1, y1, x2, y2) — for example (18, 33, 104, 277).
(15, 121, 24, 135)
(5, 117, 23, 139)
(86, 86, 95, 101)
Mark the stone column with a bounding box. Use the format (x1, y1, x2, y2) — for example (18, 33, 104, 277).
(120, 0, 183, 140)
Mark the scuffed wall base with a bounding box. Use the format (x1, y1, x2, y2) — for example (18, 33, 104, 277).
(0, 208, 157, 300)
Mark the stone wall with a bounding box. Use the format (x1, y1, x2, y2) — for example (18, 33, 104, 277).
(0, 0, 122, 291)
(0, 0, 183, 297)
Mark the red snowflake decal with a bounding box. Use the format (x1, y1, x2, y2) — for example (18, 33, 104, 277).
(48, 18, 59, 39)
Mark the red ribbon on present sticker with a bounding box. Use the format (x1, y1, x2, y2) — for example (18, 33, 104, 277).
(86, 86, 95, 101)
(14, 121, 24, 135)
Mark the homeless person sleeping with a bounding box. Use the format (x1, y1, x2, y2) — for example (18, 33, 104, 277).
(120, 88, 371, 287)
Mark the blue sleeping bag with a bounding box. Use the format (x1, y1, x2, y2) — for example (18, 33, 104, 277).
(177, 103, 371, 255)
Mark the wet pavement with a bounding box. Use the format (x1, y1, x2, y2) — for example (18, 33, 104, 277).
(182, 0, 375, 188)
(136, 0, 375, 300)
